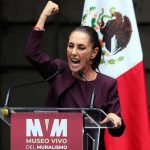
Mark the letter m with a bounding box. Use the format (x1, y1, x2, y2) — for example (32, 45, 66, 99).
(26, 119, 43, 137)
(50, 119, 67, 137)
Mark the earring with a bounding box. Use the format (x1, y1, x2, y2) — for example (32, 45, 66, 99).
(90, 58, 93, 65)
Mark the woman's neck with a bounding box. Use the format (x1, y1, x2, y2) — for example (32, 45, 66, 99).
(72, 69, 97, 81)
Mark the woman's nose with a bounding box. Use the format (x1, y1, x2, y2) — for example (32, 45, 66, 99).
(71, 47, 78, 55)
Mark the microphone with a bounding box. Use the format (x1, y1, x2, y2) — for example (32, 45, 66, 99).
(78, 70, 95, 109)
(4, 67, 64, 107)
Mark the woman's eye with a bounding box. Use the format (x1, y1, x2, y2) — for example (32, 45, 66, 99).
(78, 46, 86, 50)
(68, 44, 74, 48)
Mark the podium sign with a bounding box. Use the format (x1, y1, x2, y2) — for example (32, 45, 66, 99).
(11, 112, 83, 150)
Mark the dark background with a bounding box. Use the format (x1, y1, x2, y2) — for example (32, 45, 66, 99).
(0, 0, 150, 149)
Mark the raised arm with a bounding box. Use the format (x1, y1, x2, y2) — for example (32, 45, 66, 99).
(35, 1, 59, 30)
(25, 1, 62, 79)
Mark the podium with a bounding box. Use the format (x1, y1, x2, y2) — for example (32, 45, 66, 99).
(0, 107, 114, 150)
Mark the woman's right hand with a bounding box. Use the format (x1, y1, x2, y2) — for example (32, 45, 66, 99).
(41, 1, 59, 17)
(35, 1, 59, 29)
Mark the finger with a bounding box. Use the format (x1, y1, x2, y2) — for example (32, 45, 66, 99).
(113, 118, 122, 128)
(100, 117, 109, 125)
(52, 7, 59, 14)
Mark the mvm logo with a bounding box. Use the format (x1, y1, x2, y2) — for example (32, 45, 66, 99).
(26, 119, 67, 137)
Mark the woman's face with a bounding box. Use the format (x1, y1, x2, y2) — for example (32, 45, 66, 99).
(67, 31, 98, 73)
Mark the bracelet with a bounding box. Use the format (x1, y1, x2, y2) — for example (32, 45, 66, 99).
(33, 26, 45, 31)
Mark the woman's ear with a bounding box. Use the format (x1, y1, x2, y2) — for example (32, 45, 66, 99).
(91, 47, 99, 59)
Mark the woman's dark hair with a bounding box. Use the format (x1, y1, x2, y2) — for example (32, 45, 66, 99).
(70, 26, 102, 71)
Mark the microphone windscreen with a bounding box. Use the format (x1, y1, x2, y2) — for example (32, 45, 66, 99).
(58, 67, 64, 73)
(78, 70, 84, 77)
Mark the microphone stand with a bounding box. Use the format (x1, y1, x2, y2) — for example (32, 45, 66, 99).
(4, 67, 63, 107)
(78, 70, 96, 109)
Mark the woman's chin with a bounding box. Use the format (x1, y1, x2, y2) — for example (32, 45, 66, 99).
(69, 66, 81, 73)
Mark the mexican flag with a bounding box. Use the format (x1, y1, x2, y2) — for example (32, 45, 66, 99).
(82, 0, 150, 149)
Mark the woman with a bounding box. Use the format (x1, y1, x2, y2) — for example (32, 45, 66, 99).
(25, 1, 125, 149)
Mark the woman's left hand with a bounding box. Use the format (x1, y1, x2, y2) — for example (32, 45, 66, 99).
(107, 113, 122, 128)
(101, 113, 122, 128)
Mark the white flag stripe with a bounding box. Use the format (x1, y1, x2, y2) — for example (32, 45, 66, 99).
(82, 0, 143, 78)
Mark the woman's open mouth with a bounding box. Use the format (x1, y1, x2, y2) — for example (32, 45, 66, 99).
(71, 58, 80, 65)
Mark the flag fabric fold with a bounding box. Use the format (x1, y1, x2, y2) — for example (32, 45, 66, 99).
(82, 0, 150, 149)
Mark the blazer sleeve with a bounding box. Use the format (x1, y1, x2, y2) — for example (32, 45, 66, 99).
(25, 29, 64, 80)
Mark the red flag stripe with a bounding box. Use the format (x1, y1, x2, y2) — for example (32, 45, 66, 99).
(105, 61, 150, 150)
